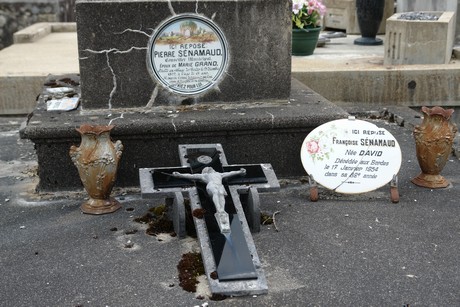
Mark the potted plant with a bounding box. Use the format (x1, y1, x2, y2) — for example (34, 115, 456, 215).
(292, 0, 326, 56)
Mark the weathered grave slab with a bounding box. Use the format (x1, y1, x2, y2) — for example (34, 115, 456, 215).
(20, 77, 348, 191)
(76, 0, 291, 109)
(19, 0, 349, 192)
(384, 11, 456, 65)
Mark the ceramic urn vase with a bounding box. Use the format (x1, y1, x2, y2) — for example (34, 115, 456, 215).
(70, 124, 123, 214)
(412, 106, 457, 188)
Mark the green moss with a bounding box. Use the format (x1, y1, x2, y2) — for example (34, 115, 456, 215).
(149, 204, 167, 216)
(261, 212, 274, 225)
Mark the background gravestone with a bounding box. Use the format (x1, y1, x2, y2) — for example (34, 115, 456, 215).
(76, 0, 291, 109)
(397, 0, 460, 45)
(384, 11, 456, 65)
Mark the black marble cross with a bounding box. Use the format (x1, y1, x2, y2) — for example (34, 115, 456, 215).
(140, 144, 279, 296)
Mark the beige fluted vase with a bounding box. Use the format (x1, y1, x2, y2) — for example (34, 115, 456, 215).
(412, 106, 457, 188)
(69, 124, 123, 214)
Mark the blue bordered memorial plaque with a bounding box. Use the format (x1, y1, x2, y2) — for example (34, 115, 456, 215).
(148, 14, 229, 95)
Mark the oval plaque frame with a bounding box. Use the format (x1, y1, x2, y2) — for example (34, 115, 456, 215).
(147, 14, 229, 95)
(300, 118, 402, 194)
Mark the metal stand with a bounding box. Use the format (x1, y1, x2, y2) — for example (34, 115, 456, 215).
(308, 174, 319, 202)
(390, 174, 399, 203)
(308, 174, 400, 203)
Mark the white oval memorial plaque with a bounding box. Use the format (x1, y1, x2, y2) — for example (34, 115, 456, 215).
(148, 14, 228, 95)
(300, 118, 402, 194)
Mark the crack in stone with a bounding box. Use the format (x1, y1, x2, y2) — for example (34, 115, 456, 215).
(266, 111, 275, 128)
(108, 113, 125, 125)
(224, 71, 236, 81)
(145, 86, 159, 108)
(171, 118, 177, 132)
(114, 28, 153, 38)
(168, 0, 176, 15)
(106, 53, 117, 110)
(195, 0, 199, 14)
(82, 46, 148, 109)
(83, 46, 147, 55)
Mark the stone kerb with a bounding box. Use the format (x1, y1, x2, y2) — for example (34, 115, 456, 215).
(76, 0, 291, 109)
(384, 11, 456, 65)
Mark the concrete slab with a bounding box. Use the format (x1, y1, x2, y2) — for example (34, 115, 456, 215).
(3, 111, 460, 306)
(2, 22, 460, 115)
(0, 23, 78, 115)
(293, 34, 460, 106)
(19, 77, 348, 191)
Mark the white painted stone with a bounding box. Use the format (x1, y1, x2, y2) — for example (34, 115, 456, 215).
(300, 118, 402, 194)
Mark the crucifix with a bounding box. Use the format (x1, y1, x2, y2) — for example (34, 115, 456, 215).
(139, 144, 279, 296)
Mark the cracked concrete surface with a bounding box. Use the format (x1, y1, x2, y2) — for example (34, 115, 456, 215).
(3, 109, 460, 305)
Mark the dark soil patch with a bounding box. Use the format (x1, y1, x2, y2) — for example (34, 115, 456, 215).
(209, 293, 228, 301)
(134, 204, 175, 237)
(210, 271, 218, 280)
(192, 208, 206, 219)
(177, 252, 205, 292)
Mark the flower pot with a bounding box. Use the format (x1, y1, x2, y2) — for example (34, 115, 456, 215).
(292, 27, 321, 56)
(412, 106, 457, 188)
(69, 124, 124, 214)
(354, 0, 385, 45)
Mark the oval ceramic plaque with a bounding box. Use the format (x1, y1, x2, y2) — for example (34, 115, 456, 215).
(300, 118, 402, 194)
(148, 14, 228, 95)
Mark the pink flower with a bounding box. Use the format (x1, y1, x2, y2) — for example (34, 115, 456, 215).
(292, 0, 326, 29)
(292, 3, 301, 14)
(306, 140, 320, 154)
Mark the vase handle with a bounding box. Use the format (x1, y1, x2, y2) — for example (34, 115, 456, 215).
(69, 145, 80, 166)
(113, 140, 124, 160)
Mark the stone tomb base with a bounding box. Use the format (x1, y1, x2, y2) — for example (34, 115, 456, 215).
(20, 78, 348, 191)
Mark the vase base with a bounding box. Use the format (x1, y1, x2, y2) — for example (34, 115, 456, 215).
(411, 173, 451, 189)
(354, 37, 383, 46)
(81, 197, 122, 215)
